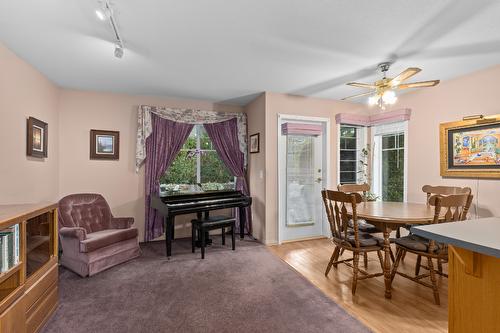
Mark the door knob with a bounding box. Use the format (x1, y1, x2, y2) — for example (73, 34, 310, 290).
(316, 177, 322, 183)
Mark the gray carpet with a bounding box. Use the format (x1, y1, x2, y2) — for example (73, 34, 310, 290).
(42, 238, 370, 333)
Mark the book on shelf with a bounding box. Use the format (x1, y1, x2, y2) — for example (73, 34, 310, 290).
(0, 227, 18, 273)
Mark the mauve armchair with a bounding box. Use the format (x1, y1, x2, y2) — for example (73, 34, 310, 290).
(58, 193, 141, 277)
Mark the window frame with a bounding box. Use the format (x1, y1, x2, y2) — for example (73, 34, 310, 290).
(371, 121, 408, 202)
(162, 124, 235, 188)
(337, 124, 367, 185)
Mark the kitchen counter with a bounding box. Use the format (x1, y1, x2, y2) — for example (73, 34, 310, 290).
(411, 217, 500, 258)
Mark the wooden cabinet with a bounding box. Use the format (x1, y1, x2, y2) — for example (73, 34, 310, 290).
(448, 245, 500, 333)
(0, 203, 58, 333)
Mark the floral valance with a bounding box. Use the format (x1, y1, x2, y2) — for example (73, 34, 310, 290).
(136, 105, 247, 171)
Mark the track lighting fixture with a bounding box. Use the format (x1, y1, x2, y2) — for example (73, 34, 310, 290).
(114, 44, 123, 58)
(96, 0, 125, 58)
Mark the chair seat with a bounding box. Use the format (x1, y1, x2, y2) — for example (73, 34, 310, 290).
(348, 219, 379, 233)
(80, 228, 138, 253)
(395, 235, 443, 253)
(345, 233, 383, 247)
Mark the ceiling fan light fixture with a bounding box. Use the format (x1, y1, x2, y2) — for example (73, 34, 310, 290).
(382, 90, 397, 104)
(368, 95, 379, 106)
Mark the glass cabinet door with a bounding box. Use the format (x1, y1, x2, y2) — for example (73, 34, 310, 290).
(26, 212, 54, 278)
(0, 223, 20, 273)
(0, 222, 21, 302)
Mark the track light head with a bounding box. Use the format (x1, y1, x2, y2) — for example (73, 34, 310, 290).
(114, 44, 124, 58)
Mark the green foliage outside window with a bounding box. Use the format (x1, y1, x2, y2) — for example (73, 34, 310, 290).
(159, 125, 235, 193)
(381, 133, 404, 202)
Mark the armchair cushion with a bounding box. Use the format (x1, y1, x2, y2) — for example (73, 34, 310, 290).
(59, 227, 87, 241)
(80, 228, 138, 253)
(80, 228, 137, 253)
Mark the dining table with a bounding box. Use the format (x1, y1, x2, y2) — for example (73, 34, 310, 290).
(348, 201, 443, 299)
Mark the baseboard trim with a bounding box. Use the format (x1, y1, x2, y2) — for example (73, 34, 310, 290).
(280, 235, 328, 244)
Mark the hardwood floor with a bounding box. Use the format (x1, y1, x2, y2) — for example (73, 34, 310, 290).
(269, 238, 448, 333)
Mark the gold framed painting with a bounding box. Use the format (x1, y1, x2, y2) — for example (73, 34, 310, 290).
(440, 114, 500, 178)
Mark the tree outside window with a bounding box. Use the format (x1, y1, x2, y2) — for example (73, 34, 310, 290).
(160, 125, 235, 193)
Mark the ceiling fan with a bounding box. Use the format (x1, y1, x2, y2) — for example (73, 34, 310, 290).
(341, 62, 440, 109)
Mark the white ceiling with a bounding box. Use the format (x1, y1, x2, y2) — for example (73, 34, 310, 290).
(1, 0, 500, 105)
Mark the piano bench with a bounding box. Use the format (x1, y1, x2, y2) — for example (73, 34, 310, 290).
(191, 216, 236, 259)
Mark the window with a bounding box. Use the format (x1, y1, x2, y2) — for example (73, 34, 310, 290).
(371, 121, 408, 202)
(381, 133, 405, 202)
(338, 125, 365, 184)
(160, 125, 235, 192)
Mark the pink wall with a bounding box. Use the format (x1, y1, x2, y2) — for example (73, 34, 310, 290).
(0, 42, 60, 204)
(58, 90, 243, 241)
(382, 64, 500, 218)
(245, 93, 266, 241)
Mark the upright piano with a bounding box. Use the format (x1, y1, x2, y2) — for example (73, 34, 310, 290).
(151, 190, 252, 257)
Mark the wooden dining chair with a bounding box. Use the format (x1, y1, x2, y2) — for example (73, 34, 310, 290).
(422, 185, 472, 203)
(413, 185, 473, 274)
(337, 183, 380, 268)
(390, 193, 473, 305)
(322, 190, 384, 295)
(336, 183, 398, 268)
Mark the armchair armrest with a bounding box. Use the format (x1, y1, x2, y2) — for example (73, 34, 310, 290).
(110, 217, 134, 229)
(59, 227, 87, 241)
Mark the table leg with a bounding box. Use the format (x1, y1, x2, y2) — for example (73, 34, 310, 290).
(382, 224, 393, 299)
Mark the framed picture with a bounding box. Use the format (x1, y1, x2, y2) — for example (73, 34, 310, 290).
(90, 129, 120, 160)
(440, 114, 500, 178)
(250, 133, 260, 153)
(27, 117, 48, 158)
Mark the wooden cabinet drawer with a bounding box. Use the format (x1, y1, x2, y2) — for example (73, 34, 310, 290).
(24, 264, 57, 312)
(26, 285, 57, 333)
(0, 295, 26, 333)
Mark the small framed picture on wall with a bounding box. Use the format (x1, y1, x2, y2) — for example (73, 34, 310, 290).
(250, 133, 260, 153)
(90, 129, 120, 160)
(27, 117, 48, 158)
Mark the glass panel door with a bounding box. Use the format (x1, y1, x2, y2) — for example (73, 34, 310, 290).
(286, 135, 317, 226)
(279, 118, 327, 242)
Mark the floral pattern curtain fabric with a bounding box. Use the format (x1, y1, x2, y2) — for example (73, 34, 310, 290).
(136, 105, 247, 171)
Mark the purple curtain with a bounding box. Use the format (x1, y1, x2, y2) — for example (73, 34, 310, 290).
(145, 114, 193, 241)
(204, 118, 252, 235)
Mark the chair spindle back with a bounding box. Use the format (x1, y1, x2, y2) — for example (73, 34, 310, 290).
(422, 185, 472, 205)
(322, 190, 363, 248)
(426, 193, 473, 253)
(338, 183, 370, 203)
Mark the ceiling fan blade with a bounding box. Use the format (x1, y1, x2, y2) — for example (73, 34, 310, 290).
(341, 91, 374, 100)
(396, 80, 440, 89)
(347, 82, 376, 89)
(390, 68, 421, 85)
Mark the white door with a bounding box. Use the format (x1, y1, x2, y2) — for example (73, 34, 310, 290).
(278, 116, 329, 243)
